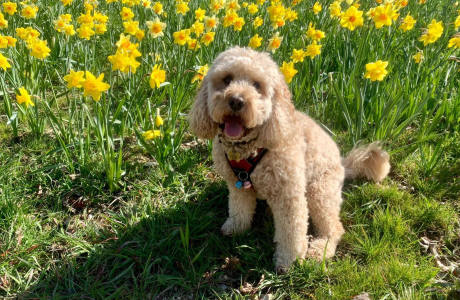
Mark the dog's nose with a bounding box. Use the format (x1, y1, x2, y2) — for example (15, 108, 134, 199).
(229, 96, 244, 111)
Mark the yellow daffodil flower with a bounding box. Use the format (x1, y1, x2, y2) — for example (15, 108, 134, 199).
(146, 18, 167, 38)
(399, 14, 416, 32)
(340, 6, 364, 31)
(150, 64, 166, 88)
(412, 51, 424, 63)
(82, 71, 111, 101)
(248, 34, 263, 49)
(279, 61, 298, 84)
(16, 87, 34, 107)
(364, 60, 389, 81)
(0, 53, 11, 71)
(267, 32, 283, 53)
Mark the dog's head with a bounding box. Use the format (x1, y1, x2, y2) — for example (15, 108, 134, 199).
(188, 46, 295, 148)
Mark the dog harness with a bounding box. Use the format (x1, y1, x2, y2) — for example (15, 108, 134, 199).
(225, 148, 268, 189)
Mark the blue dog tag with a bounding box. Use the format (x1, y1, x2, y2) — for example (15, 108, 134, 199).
(235, 181, 243, 189)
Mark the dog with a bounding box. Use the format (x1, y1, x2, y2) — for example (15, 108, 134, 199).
(188, 47, 390, 273)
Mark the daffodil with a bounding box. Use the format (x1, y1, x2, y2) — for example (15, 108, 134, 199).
(191, 64, 209, 83)
(399, 14, 416, 32)
(225, 0, 241, 13)
(373, 4, 396, 29)
(223, 12, 238, 27)
(204, 16, 219, 30)
(176, 1, 190, 15)
(123, 20, 140, 35)
(279, 61, 298, 84)
(146, 18, 167, 38)
(305, 41, 322, 58)
(150, 64, 166, 88)
(313, 2, 322, 15)
(54, 18, 68, 32)
(291, 49, 307, 63)
(61, 14, 72, 23)
(77, 12, 93, 24)
(64, 25, 76, 36)
(210, 0, 224, 13)
(248, 4, 258, 14)
(142, 0, 151, 8)
(153, 2, 163, 14)
(63, 70, 85, 89)
(16, 87, 34, 107)
(201, 31, 215, 46)
(267, 32, 283, 53)
(28, 39, 51, 60)
(253, 16, 263, 28)
(419, 19, 443, 46)
(0, 53, 11, 71)
(120, 7, 134, 20)
(329, 1, 342, 18)
(77, 24, 95, 40)
(248, 34, 263, 49)
(82, 71, 110, 101)
(155, 109, 164, 127)
(108, 51, 130, 72)
(21, 5, 38, 19)
(142, 130, 162, 140)
(190, 21, 204, 36)
(195, 8, 206, 21)
(4, 36, 17, 48)
(271, 18, 285, 29)
(340, 6, 364, 31)
(2, 2, 17, 16)
(0, 36, 8, 49)
(187, 39, 201, 50)
(267, 3, 285, 21)
(455, 16, 460, 30)
(233, 17, 245, 31)
(448, 36, 460, 49)
(0, 17, 8, 30)
(412, 51, 424, 63)
(173, 29, 191, 45)
(95, 24, 108, 35)
(306, 24, 325, 41)
(364, 60, 388, 81)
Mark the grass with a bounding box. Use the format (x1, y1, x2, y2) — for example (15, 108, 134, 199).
(0, 128, 459, 299)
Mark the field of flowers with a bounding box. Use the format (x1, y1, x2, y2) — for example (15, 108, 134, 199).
(0, 0, 458, 189)
(0, 0, 459, 298)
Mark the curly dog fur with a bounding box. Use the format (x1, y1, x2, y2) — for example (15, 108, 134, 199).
(189, 47, 390, 273)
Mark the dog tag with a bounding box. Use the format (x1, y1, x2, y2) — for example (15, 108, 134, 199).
(228, 150, 240, 162)
(243, 181, 252, 189)
(235, 181, 243, 189)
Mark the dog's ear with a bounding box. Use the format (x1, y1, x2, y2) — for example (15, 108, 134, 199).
(188, 75, 218, 139)
(259, 71, 295, 149)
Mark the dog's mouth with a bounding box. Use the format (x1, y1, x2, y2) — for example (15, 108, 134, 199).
(219, 116, 247, 140)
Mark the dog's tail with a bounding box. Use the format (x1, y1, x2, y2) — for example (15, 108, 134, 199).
(341, 142, 390, 182)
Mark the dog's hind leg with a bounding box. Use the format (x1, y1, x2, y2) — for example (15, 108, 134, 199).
(306, 166, 345, 260)
(221, 184, 257, 236)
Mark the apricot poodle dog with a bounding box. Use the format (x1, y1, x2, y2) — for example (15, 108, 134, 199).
(189, 47, 390, 273)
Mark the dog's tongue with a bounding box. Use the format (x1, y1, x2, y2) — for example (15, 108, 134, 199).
(224, 119, 244, 137)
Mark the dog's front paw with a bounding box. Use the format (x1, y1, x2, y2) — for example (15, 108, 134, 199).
(275, 264, 288, 274)
(306, 238, 336, 261)
(220, 218, 249, 236)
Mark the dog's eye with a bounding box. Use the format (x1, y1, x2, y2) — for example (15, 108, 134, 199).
(223, 75, 233, 85)
(253, 82, 261, 90)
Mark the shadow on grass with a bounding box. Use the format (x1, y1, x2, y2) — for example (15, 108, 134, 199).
(17, 181, 289, 299)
